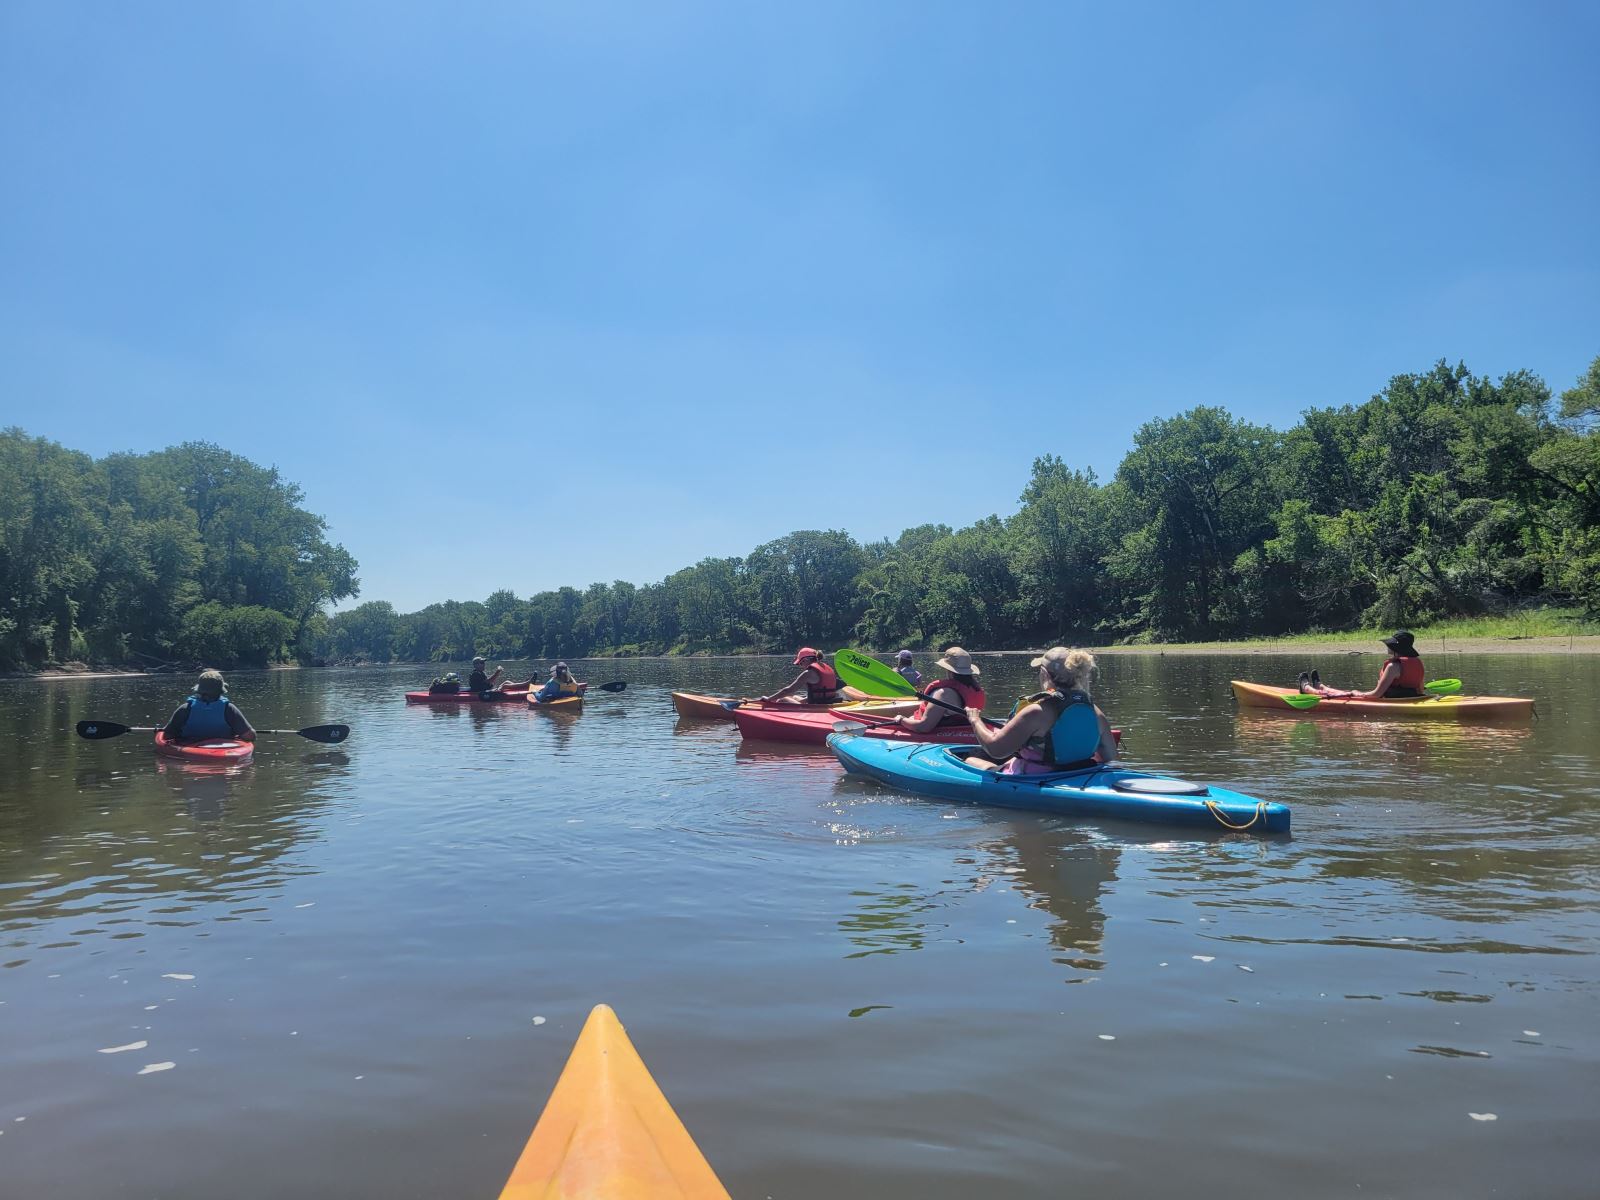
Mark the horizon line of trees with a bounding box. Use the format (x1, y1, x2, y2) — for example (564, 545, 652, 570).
(320, 354, 1600, 663)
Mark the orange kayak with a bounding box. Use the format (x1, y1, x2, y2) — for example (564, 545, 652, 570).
(671, 691, 916, 721)
(496, 1004, 729, 1200)
(527, 693, 583, 712)
(1230, 679, 1534, 721)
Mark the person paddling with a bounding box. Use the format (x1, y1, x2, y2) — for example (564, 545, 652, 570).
(887, 646, 984, 735)
(894, 650, 922, 687)
(533, 661, 583, 702)
(1297, 630, 1427, 699)
(961, 647, 1116, 773)
(162, 670, 256, 742)
(758, 648, 845, 705)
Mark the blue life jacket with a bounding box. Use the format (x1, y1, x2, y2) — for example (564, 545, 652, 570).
(182, 695, 233, 739)
(1024, 689, 1100, 766)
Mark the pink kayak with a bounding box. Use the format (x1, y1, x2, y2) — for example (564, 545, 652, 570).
(733, 706, 1123, 749)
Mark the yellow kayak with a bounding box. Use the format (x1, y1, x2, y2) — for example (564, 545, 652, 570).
(1230, 679, 1534, 721)
(496, 1004, 730, 1200)
(527, 693, 584, 712)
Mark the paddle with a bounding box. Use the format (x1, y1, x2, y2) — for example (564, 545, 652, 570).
(76, 720, 351, 744)
(1280, 678, 1464, 708)
(832, 648, 916, 698)
(594, 681, 628, 693)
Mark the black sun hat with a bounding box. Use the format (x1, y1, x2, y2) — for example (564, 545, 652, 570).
(1381, 629, 1417, 654)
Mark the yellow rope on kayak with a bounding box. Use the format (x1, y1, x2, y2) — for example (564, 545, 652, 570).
(1206, 800, 1267, 831)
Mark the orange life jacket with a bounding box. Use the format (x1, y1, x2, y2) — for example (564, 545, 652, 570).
(915, 677, 986, 726)
(805, 661, 843, 704)
(1383, 655, 1426, 697)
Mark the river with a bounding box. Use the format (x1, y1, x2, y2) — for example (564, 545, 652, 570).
(2, 653, 1596, 1198)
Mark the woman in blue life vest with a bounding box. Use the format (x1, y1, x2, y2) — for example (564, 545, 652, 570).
(962, 647, 1116, 773)
(533, 661, 583, 702)
(758, 648, 848, 705)
(1296, 630, 1427, 699)
(162, 670, 256, 742)
(886, 646, 984, 735)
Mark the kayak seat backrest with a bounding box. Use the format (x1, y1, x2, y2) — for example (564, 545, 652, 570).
(1111, 777, 1209, 796)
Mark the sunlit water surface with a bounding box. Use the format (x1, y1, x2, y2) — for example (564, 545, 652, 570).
(2, 654, 1596, 1199)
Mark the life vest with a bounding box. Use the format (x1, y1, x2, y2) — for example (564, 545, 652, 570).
(182, 695, 233, 739)
(804, 661, 843, 704)
(1382, 654, 1426, 697)
(551, 677, 580, 696)
(1021, 689, 1100, 766)
(914, 677, 985, 726)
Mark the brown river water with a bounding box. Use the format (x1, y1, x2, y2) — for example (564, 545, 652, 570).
(2, 653, 1596, 1198)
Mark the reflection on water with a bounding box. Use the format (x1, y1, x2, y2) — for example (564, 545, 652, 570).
(1, 654, 1597, 1200)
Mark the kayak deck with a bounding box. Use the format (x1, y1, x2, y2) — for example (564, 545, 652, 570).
(153, 730, 255, 765)
(671, 691, 916, 721)
(527, 693, 583, 711)
(497, 1004, 729, 1200)
(828, 733, 1288, 834)
(1230, 679, 1534, 721)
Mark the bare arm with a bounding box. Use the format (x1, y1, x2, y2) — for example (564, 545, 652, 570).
(759, 670, 810, 703)
(964, 703, 1050, 759)
(1354, 660, 1401, 701)
(1094, 708, 1117, 762)
(895, 685, 959, 733)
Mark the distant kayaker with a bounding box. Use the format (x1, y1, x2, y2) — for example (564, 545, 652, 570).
(1297, 630, 1426, 699)
(887, 646, 984, 734)
(534, 661, 583, 702)
(162, 670, 256, 742)
(758, 648, 845, 705)
(468, 657, 504, 694)
(894, 650, 922, 687)
(961, 647, 1116, 773)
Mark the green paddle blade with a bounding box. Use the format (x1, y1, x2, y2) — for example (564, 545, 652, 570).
(1281, 694, 1322, 709)
(1423, 678, 1462, 695)
(833, 648, 915, 698)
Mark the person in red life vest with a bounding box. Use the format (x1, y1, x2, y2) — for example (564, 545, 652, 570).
(886, 646, 985, 734)
(758, 647, 846, 705)
(1297, 630, 1427, 699)
(961, 647, 1117, 773)
(162, 670, 256, 742)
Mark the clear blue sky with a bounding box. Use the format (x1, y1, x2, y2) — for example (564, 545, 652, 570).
(3, 1, 1596, 612)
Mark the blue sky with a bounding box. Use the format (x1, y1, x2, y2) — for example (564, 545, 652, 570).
(3, 1, 1596, 612)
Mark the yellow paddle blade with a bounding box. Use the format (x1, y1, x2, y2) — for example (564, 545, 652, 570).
(497, 1005, 730, 1200)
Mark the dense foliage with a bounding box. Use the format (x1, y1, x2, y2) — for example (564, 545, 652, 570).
(7, 356, 1595, 669)
(0, 434, 358, 669)
(319, 356, 1600, 662)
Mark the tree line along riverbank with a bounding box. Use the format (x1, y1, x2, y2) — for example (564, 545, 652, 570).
(5, 354, 1597, 671)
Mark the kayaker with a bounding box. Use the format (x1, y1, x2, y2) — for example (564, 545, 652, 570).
(758, 648, 845, 705)
(961, 647, 1116, 773)
(162, 670, 256, 742)
(1297, 630, 1427, 699)
(886, 646, 984, 734)
(894, 650, 922, 687)
(468, 657, 504, 694)
(534, 661, 583, 702)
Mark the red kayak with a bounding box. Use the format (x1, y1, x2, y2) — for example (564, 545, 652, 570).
(153, 730, 255, 765)
(405, 683, 588, 704)
(733, 706, 1123, 749)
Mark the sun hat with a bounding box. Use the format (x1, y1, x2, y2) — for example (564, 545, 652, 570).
(1029, 647, 1071, 670)
(792, 647, 822, 665)
(896, 649, 914, 663)
(935, 646, 979, 676)
(1381, 630, 1416, 653)
(196, 669, 226, 699)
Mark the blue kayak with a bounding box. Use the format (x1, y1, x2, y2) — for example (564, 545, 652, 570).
(826, 733, 1290, 834)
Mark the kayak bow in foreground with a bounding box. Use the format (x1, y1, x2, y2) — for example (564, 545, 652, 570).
(496, 1004, 729, 1200)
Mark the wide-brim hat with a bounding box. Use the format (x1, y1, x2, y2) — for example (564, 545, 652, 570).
(792, 647, 822, 665)
(1381, 630, 1416, 652)
(1029, 647, 1070, 670)
(935, 646, 979, 675)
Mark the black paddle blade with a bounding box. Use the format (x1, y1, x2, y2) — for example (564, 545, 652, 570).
(76, 720, 134, 740)
(299, 724, 350, 744)
(596, 681, 628, 693)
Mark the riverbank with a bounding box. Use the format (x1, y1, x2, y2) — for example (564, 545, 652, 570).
(1088, 633, 1600, 656)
